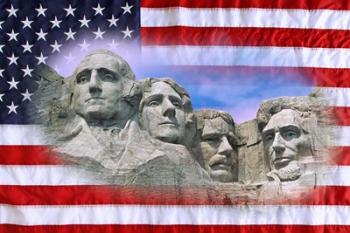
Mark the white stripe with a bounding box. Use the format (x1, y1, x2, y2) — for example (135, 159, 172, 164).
(0, 125, 46, 145)
(141, 7, 350, 30)
(142, 46, 350, 68)
(0, 166, 105, 185)
(334, 126, 350, 147)
(1, 204, 350, 225)
(0, 165, 349, 186)
(319, 166, 350, 186)
(319, 87, 350, 107)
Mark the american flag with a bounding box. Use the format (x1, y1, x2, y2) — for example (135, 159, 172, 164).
(1, 0, 350, 232)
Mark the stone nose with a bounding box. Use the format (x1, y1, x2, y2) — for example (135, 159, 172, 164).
(217, 136, 233, 156)
(162, 98, 176, 117)
(272, 133, 286, 154)
(89, 69, 102, 94)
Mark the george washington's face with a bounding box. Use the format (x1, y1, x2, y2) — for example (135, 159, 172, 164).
(262, 109, 313, 181)
(72, 53, 134, 126)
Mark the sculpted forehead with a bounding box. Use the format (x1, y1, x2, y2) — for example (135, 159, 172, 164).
(75, 53, 124, 74)
(202, 117, 234, 137)
(264, 109, 302, 131)
(144, 81, 181, 99)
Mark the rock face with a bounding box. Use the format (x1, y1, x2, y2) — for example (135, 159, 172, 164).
(237, 119, 267, 184)
(35, 50, 333, 201)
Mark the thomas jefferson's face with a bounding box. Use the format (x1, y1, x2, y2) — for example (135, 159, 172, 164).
(72, 53, 133, 124)
(140, 82, 186, 144)
(262, 109, 313, 181)
(199, 117, 236, 183)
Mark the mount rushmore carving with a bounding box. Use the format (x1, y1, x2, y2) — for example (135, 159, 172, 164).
(34, 49, 332, 197)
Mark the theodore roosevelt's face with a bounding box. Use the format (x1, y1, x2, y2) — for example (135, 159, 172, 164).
(199, 117, 237, 183)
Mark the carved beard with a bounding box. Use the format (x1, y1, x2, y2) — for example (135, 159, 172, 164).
(274, 163, 301, 181)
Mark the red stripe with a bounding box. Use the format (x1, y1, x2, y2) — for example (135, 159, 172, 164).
(0, 146, 62, 165)
(141, 27, 350, 48)
(141, 0, 350, 10)
(331, 147, 350, 166)
(1, 224, 350, 233)
(333, 107, 350, 126)
(0, 185, 349, 206)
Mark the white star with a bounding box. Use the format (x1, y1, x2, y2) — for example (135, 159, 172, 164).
(108, 15, 119, 27)
(7, 53, 18, 65)
(36, 4, 47, 17)
(7, 77, 19, 90)
(50, 40, 62, 53)
(21, 41, 33, 53)
(0, 93, 4, 102)
(36, 52, 48, 65)
(64, 4, 76, 17)
(121, 2, 133, 15)
(0, 69, 4, 78)
(21, 89, 33, 102)
(93, 27, 105, 40)
(0, 44, 4, 53)
(6, 5, 18, 17)
(7, 101, 18, 115)
(93, 3, 105, 16)
(78, 15, 91, 28)
(0, 21, 3, 29)
(64, 53, 74, 62)
(21, 65, 34, 77)
(121, 26, 133, 39)
(108, 39, 119, 49)
(78, 40, 90, 51)
(7, 29, 19, 41)
(50, 16, 62, 29)
(21, 17, 33, 29)
(36, 28, 48, 41)
(64, 28, 76, 40)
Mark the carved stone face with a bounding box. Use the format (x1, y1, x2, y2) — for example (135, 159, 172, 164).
(72, 53, 133, 126)
(140, 81, 186, 144)
(262, 109, 313, 181)
(199, 117, 236, 182)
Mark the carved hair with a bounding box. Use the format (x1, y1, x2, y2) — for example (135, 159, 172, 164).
(194, 109, 240, 146)
(139, 78, 193, 113)
(195, 109, 235, 128)
(73, 49, 135, 80)
(256, 96, 321, 132)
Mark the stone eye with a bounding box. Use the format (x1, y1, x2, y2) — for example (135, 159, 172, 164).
(148, 100, 159, 106)
(77, 74, 89, 84)
(172, 100, 182, 108)
(264, 134, 274, 143)
(101, 72, 117, 82)
(282, 130, 298, 140)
